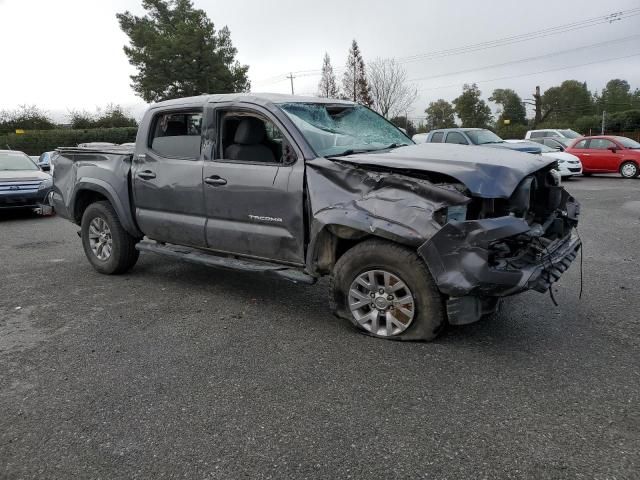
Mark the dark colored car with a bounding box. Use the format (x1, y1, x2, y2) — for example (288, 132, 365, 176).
(566, 135, 640, 178)
(52, 94, 580, 341)
(0, 150, 53, 210)
(425, 128, 542, 154)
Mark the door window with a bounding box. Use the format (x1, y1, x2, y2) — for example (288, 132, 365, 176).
(149, 111, 203, 159)
(218, 111, 289, 164)
(588, 139, 615, 150)
(430, 132, 444, 143)
(445, 132, 468, 145)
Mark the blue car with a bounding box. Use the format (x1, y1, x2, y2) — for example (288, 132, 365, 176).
(425, 128, 541, 154)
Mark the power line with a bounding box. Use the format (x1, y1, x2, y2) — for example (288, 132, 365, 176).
(406, 34, 640, 83)
(251, 7, 640, 86)
(415, 52, 640, 93)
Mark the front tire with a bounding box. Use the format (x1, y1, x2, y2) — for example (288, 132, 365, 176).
(620, 161, 639, 178)
(81, 201, 139, 274)
(330, 239, 446, 341)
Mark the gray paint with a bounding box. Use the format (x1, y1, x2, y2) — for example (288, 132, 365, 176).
(52, 94, 582, 325)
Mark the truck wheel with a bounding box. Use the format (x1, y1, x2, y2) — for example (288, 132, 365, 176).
(81, 201, 139, 274)
(620, 161, 639, 178)
(330, 239, 446, 341)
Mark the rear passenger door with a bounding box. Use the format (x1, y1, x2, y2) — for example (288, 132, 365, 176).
(132, 108, 207, 247)
(201, 103, 306, 265)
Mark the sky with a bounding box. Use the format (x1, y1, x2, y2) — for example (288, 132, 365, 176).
(1, 0, 639, 123)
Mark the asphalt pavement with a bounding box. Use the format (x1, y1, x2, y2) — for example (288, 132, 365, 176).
(1, 175, 639, 479)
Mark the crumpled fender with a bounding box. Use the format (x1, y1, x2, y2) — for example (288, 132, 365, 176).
(305, 158, 470, 270)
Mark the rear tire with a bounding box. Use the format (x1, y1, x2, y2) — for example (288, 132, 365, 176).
(330, 238, 446, 341)
(620, 161, 639, 178)
(81, 201, 139, 274)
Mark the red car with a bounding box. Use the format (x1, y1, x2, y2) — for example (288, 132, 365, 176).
(566, 135, 640, 178)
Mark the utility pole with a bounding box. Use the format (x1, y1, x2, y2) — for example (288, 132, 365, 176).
(533, 86, 542, 127)
(286, 73, 296, 95)
(601, 110, 606, 135)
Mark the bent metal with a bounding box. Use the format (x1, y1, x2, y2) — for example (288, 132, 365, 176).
(50, 93, 581, 341)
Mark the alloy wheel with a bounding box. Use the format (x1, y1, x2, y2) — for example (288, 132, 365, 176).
(348, 269, 415, 337)
(88, 217, 113, 261)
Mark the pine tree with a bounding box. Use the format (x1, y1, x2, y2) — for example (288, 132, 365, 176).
(342, 40, 373, 106)
(317, 53, 339, 98)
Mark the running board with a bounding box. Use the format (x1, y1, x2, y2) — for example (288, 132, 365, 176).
(135, 240, 316, 285)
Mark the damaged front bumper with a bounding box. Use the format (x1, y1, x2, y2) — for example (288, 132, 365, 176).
(418, 216, 581, 325)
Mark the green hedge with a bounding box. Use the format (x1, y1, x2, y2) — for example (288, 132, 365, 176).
(0, 127, 138, 155)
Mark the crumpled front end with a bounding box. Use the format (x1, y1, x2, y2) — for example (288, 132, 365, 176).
(419, 168, 581, 325)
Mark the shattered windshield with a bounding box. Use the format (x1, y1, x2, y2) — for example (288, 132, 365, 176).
(278, 102, 412, 157)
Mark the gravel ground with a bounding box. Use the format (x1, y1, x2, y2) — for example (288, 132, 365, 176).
(1, 175, 639, 479)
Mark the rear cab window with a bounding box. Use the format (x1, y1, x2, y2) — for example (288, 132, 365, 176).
(430, 132, 444, 143)
(149, 111, 203, 159)
(445, 132, 468, 145)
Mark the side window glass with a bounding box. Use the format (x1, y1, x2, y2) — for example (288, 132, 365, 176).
(430, 132, 444, 143)
(219, 112, 287, 164)
(589, 139, 614, 150)
(574, 140, 588, 149)
(150, 111, 202, 158)
(530, 131, 543, 138)
(445, 132, 468, 145)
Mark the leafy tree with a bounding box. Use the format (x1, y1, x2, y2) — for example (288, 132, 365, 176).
(389, 116, 416, 137)
(597, 79, 634, 114)
(425, 99, 456, 129)
(317, 53, 339, 98)
(542, 80, 593, 125)
(452, 84, 492, 128)
(0, 105, 56, 134)
(342, 39, 373, 106)
(69, 105, 137, 129)
(117, 0, 250, 102)
(489, 88, 526, 125)
(367, 58, 417, 118)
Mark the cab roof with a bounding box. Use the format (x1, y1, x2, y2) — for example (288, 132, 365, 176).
(150, 93, 356, 109)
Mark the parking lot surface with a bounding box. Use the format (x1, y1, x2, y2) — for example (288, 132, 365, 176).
(1, 176, 639, 479)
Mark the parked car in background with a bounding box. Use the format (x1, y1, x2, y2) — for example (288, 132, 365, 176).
(425, 128, 541, 153)
(120, 142, 136, 148)
(0, 150, 53, 211)
(36, 151, 56, 172)
(566, 136, 640, 178)
(505, 140, 582, 178)
(529, 137, 573, 151)
(411, 133, 428, 144)
(525, 129, 581, 140)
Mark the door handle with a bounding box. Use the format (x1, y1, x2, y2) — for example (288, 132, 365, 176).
(137, 170, 156, 180)
(205, 175, 227, 186)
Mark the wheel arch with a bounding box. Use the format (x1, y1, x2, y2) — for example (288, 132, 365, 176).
(72, 181, 142, 237)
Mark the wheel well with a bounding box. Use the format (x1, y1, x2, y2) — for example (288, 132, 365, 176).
(74, 190, 109, 224)
(313, 225, 372, 274)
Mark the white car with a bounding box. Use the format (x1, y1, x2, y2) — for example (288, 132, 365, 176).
(525, 129, 581, 140)
(412, 133, 429, 144)
(505, 140, 582, 178)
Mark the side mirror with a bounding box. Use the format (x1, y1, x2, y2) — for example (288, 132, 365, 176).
(39, 163, 50, 171)
(608, 146, 617, 153)
(282, 143, 297, 166)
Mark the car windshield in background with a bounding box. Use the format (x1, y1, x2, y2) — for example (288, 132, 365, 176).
(559, 129, 581, 138)
(615, 136, 640, 149)
(464, 130, 504, 145)
(0, 151, 39, 171)
(555, 137, 573, 147)
(278, 102, 411, 157)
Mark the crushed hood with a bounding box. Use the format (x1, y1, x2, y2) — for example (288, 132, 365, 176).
(325, 143, 556, 198)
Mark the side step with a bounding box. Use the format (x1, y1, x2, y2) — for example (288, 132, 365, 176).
(135, 240, 317, 285)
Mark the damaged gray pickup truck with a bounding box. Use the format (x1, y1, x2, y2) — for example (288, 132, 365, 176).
(52, 93, 581, 341)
